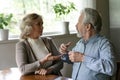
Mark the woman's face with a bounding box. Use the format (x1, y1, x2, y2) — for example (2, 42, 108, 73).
(29, 18, 43, 39)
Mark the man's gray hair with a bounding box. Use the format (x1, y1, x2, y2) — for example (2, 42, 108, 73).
(82, 8, 102, 33)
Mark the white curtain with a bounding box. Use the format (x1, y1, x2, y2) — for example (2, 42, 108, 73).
(80, 0, 96, 9)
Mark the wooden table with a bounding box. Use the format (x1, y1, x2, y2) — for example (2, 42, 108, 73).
(0, 67, 72, 80)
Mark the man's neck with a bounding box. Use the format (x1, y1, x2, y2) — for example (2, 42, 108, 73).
(83, 31, 96, 41)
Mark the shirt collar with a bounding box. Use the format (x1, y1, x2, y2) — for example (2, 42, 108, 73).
(81, 34, 100, 44)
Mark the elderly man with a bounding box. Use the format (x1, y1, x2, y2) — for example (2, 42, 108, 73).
(59, 8, 116, 80)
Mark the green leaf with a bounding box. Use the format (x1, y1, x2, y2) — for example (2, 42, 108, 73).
(0, 13, 13, 29)
(53, 2, 76, 20)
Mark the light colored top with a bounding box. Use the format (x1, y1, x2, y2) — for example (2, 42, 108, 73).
(61, 34, 116, 80)
(28, 38, 52, 68)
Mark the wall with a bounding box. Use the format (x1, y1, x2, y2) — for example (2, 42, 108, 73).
(95, 0, 120, 60)
(109, 0, 120, 61)
(0, 34, 79, 77)
(0, 40, 17, 69)
(96, 0, 110, 39)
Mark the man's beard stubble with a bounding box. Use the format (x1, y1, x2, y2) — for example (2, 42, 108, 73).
(76, 31, 82, 38)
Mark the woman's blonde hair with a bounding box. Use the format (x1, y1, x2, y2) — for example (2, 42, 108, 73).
(20, 13, 42, 39)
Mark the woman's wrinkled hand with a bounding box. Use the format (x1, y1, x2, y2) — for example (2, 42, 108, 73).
(35, 68, 47, 76)
(45, 53, 61, 61)
(40, 53, 62, 65)
(35, 68, 53, 76)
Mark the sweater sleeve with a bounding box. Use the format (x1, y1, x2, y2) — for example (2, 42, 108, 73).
(16, 41, 40, 75)
(46, 37, 64, 74)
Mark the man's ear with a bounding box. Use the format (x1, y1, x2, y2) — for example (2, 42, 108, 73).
(85, 23, 91, 31)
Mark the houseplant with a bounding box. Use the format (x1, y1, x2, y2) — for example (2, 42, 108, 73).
(53, 2, 76, 20)
(53, 2, 76, 34)
(0, 13, 13, 40)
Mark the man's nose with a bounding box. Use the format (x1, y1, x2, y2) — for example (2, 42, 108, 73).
(76, 23, 78, 27)
(75, 24, 78, 29)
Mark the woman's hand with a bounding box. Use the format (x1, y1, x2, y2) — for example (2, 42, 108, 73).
(35, 68, 53, 75)
(40, 53, 52, 65)
(46, 54, 62, 61)
(40, 53, 61, 65)
(35, 68, 47, 75)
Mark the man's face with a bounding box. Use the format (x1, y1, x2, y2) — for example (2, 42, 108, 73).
(76, 13, 86, 38)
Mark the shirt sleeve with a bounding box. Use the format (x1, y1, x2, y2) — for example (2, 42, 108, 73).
(83, 40, 117, 76)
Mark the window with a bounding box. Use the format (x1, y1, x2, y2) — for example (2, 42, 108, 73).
(0, 0, 92, 38)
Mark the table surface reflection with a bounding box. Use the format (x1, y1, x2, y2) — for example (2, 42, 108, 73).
(0, 68, 58, 80)
(0, 68, 72, 80)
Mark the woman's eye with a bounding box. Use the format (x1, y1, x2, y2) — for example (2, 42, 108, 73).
(37, 22, 41, 25)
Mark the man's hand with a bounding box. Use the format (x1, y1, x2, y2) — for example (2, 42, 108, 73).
(59, 42, 72, 54)
(68, 51, 84, 62)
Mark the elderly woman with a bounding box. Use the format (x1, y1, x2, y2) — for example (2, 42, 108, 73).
(16, 13, 63, 76)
